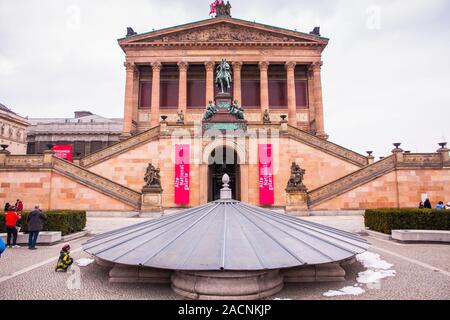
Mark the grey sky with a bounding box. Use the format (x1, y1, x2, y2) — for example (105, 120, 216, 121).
(1, 0, 449, 157)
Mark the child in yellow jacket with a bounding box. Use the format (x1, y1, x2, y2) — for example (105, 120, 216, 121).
(55, 243, 73, 272)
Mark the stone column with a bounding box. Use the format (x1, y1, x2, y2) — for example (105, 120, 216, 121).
(312, 61, 327, 139)
(205, 61, 215, 105)
(131, 67, 140, 132)
(259, 61, 269, 117)
(121, 62, 135, 138)
(150, 62, 162, 128)
(285, 61, 297, 127)
(178, 61, 189, 114)
(232, 61, 243, 105)
(307, 67, 316, 134)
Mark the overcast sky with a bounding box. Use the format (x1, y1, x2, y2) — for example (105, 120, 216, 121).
(1, 0, 449, 157)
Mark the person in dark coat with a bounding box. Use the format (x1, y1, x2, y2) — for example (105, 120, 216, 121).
(423, 198, 432, 209)
(4, 202, 10, 212)
(26, 206, 47, 250)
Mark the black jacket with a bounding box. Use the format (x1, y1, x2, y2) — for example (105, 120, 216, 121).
(27, 210, 47, 232)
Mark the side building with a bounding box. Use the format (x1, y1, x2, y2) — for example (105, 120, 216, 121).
(0, 103, 29, 155)
(26, 111, 123, 158)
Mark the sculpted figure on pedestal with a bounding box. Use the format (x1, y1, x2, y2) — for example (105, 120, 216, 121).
(229, 100, 244, 120)
(215, 59, 232, 94)
(143, 163, 162, 190)
(286, 162, 308, 192)
(203, 101, 218, 121)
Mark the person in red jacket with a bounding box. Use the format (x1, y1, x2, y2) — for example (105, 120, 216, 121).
(15, 199, 23, 212)
(5, 207, 21, 248)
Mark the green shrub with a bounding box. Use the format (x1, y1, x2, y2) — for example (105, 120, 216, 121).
(364, 208, 450, 234)
(0, 210, 86, 236)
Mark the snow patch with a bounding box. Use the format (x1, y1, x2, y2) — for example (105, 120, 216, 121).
(76, 258, 95, 267)
(323, 286, 366, 297)
(356, 252, 393, 270)
(357, 269, 396, 284)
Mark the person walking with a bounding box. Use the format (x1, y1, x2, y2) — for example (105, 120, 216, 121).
(4, 202, 10, 212)
(15, 199, 23, 212)
(424, 198, 432, 209)
(26, 206, 47, 250)
(5, 206, 21, 248)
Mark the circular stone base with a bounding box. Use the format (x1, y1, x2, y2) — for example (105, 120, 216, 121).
(171, 270, 283, 300)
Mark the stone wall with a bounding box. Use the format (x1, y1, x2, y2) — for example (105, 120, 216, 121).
(313, 169, 450, 210)
(0, 170, 134, 211)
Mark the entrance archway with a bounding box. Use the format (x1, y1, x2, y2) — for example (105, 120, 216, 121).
(208, 146, 241, 201)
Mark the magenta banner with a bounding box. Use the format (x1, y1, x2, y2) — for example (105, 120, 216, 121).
(175, 144, 190, 205)
(259, 144, 274, 205)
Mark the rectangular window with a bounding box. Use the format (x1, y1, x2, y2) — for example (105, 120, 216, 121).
(241, 80, 261, 108)
(160, 79, 179, 109)
(187, 80, 206, 107)
(268, 80, 287, 108)
(295, 80, 308, 108)
(139, 81, 152, 109)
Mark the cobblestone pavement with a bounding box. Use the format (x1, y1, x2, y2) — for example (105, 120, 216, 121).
(0, 216, 449, 300)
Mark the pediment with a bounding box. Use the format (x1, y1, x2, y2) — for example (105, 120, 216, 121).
(120, 19, 327, 47)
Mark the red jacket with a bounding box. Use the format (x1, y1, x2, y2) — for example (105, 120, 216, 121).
(16, 201, 23, 212)
(5, 211, 20, 227)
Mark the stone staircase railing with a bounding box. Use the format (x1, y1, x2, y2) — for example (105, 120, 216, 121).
(287, 125, 368, 167)
(80, 126, 160, 168)
(308, 155, 396, 207)
(0, 153, 141, 209)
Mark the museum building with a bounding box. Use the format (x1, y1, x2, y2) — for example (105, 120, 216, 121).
(0, 3, 448, 213)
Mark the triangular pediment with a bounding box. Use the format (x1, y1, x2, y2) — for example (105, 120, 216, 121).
(120, 18, 327, 47)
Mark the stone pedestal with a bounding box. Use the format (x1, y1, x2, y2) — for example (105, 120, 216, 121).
(141, 187, 163, 213)
(281, 262, 346, 283)
(285, 191, 309, 215)
(171, 270, 283, 300)
(109, 264, 172, 283)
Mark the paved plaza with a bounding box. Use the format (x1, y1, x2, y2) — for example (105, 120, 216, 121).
(0, 216, 449, 300)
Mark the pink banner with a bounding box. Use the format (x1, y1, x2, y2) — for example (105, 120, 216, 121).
(174, 144, 190, 205)
(259, 144, 274, 205)
(52, 145, 73, 162)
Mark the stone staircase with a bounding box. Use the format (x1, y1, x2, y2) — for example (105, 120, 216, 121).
(287, 125, 368, 167)
(80, 126, 160, 168)
(52, 157, 141, 209)
(308, 155, 396, 207)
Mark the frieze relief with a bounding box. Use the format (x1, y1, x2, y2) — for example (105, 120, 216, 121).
(140, 24, 310, 43)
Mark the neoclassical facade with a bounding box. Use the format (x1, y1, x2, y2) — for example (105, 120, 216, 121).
(0, 7, 448, 213)
(119, 16, 328, 139)
(0, 103, 29, 155)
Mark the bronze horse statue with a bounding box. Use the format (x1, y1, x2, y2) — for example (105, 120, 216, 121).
(216, 59, 232, 94)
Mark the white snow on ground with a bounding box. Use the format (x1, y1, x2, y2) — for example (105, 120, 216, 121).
(356, 252, 393, 270)
(76, 258, 95, 267)
(323, 286, 366, 297)
(357, 269, 396, 284)
(323, 251, 396, 297)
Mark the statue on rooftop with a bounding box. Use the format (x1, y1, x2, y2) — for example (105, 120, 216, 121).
(215, 59, 232, 94)
(126, 27, 137, 37)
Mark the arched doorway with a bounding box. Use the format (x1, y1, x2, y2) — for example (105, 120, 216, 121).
(208, 146, 241, 201)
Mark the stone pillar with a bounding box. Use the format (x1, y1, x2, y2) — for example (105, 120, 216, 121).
(391, 143, 404, 163)
(121, 62, 135, 138)
(178, 61, 189, 114)
(437, 143, 449, 163)
(259, 62, 269, 118)
(131, 67, 140, 132)
(205, 61, 215, 105)
(312, 61, 327, 139)
(199, 164, 208, 204)
(367, 151, 375, 164)
(150, 62, 162, 128)
(285, 61, 297, 127)
(307, 68, 316, 134)
(232, 61, 243, 105)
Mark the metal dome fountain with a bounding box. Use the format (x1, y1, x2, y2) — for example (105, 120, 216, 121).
(83, 174, 369, 300)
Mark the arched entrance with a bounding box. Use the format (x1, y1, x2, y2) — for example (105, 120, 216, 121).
(208, 146, 241, 201)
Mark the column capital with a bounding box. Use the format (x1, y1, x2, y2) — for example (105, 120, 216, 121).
(285, 61, 297, 71)
(177, 61, 189, 71)
(124, 61, 135, 71)
(258, 61, 269, 71)
(205, 61, 215, 71)
(151, 61, 162, 71)
(232, 61, 243, 69)
(311, 61, 323, 71)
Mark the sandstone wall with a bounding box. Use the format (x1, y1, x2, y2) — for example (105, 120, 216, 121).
(313, 169, 450, 210)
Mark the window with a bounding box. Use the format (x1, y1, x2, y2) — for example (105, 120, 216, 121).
(187, 64, 206, 108)
(241, 64, 260, 109)
(268, 65, 287, 109)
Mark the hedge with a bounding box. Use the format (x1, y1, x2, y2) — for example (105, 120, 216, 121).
(364, 208, 450, 234)
(0, 210, 86, 236)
